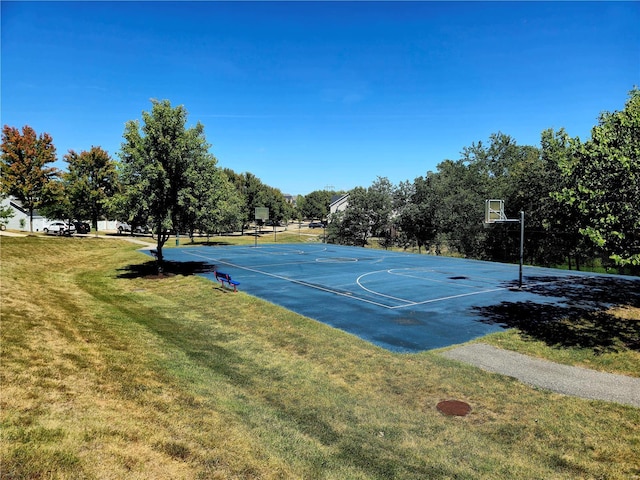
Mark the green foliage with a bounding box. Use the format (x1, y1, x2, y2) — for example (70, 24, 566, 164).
(329, 178, 393, 246)
(299, 189, 333, 221)
(222, 169, 293, 227)
(0, 125, 60, 231)
(0, 195, 15, 226)
(63, 146, 119, 229)
(116, 100, 236, 262)
(555, 88, 640, 268)
(256, 184, 293, 223)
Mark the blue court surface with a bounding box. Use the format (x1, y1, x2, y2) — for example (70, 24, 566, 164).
(149, 244, 640, 353)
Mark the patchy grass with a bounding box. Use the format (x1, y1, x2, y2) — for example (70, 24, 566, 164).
(479, 306, 640, 377)
(1, 236, 639, 479)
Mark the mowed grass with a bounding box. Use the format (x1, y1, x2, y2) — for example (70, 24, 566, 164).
(1, 236, 639, 479)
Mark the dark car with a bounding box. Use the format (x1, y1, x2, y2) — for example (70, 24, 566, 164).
(308, 221, 325, 228)
(73, 222, 90, 234)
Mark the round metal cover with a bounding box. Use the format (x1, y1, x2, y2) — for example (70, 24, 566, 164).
(436, 400, 471, 416)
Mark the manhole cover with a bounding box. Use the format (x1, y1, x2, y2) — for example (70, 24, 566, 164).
(436, 400, 471, 416)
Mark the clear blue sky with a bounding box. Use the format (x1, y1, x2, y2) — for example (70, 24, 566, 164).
(2, 1, 638, 195)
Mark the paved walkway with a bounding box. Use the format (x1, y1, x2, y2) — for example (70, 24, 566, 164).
(441, 343, 640, 407)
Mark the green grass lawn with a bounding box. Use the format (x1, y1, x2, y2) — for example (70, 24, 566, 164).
(1, 235, 639, 479)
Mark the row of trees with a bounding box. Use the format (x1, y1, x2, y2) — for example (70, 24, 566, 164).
(326, 89, 639, 272)
(3, 90, 638, 271)
(1, 100, 309, 263)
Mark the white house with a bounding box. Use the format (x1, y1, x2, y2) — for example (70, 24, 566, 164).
(329, 193, 349, 216)
(0, 196, 121, 232)
(0, 196, 48, 231)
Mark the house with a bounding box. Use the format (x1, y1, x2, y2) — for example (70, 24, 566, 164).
(283, 194, 297, 207)
(329, 193, 349, 216)
(0, 196, 47, 231)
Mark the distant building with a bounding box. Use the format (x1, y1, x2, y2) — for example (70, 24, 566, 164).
(329, 193, 349, 215)
(283, 194, 298, 206)
(0, 196, 47, 231)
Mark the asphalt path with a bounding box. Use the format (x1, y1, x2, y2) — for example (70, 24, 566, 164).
(441, 343, 640, 407)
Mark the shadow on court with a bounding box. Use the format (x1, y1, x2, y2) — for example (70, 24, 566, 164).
(474, 275, 640, 353)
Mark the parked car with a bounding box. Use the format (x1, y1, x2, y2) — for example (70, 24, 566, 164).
(116, 221, 131, 234)
(43, 221, 75, 235)
(308, 221, 325, 229)
(133, 225, 151, 234)
(73, 221, 90, 234)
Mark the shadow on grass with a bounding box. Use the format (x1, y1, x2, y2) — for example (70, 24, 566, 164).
(117, 260, 217, 279)
(474, 275, 640, 354)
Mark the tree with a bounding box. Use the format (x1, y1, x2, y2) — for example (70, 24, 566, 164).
(328, 187, 370, 246)
(117, 100, 231, 268)
(430, 158, 488, 257)
(1, 125, 60, 232)
(0, 194, 15, 228)
(540, 128, 591, 269)
(256, 185, 293, 225)
(299, 190, 333, 221)
(329, 177, 393, 247)
(394, 175, 438, 252)
(64, 147, 119, 231)
(556, 89, 640, 269)
(188, 166, 243, 234)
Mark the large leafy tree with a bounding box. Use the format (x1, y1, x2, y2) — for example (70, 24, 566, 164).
(430, 158, 488, 257)
(117, 100, 231, 266)
(64, 146, 119, 230)
(0, 125, 60, 232)
(328, 186, 370, 246)
(299, 190, 333, 221)
(556, 89, 640, 269)
(256, 185, 292, 224)
(395, 175, 438, 252)
(328, 177, 393, 247)
(541, 128, 592, 269)
(188, 168, 243, 236)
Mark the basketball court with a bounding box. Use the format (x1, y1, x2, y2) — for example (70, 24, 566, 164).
(144, 243, 639, 352)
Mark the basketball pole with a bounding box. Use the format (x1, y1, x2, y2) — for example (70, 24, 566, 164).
(519, 210, 524, 289)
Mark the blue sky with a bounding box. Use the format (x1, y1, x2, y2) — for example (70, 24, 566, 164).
(2, 1, 638, 195)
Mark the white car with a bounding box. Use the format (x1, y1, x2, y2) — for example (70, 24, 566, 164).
(116, 221, 132, 234)
(43, 221, 75, 235)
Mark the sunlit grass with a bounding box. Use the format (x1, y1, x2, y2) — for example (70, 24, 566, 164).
(1, 236, 639, 478)
(479, 312, 640, 377)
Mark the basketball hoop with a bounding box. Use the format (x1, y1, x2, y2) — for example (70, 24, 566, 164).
(482, 221, 495, 229)
(484, 199, 525, 289)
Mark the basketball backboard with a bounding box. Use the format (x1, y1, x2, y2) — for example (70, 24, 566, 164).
(485, 199, 506, 224)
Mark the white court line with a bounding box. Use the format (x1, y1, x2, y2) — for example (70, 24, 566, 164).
(181, 249, 397, 309)
(356, 269, 511, 309)
(356, 271, 416, 305)
(178, 248, 590, 311)
(390, 287, 510, 309)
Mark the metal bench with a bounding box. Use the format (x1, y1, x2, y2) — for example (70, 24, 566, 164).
(214, 271, 240, 292)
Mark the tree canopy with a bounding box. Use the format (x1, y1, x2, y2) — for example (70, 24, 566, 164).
(556, 88, 640, 267)
(64, 146, 119, 230)
(116, 100, 236, 265)
(0, 125, 60, 232)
